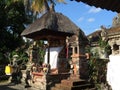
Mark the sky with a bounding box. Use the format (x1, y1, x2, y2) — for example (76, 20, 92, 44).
(55, 0, 117, 35)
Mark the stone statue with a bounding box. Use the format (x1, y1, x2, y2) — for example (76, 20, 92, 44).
(12, 55, 19, 66)
(101, 25, 107, 41)
(112, 13, 120, 27)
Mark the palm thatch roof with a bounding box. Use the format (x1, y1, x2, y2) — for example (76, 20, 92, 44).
(75, 0, 120, 13)
(21, 11, 84, 40)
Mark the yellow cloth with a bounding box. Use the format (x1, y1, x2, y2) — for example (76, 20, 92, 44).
(43, 67, 48, 73)
(5, 65, 12, 75)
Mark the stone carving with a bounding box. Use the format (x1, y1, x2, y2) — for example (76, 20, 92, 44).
(112, 13, 120, 27)
(101, 25, 107, 41)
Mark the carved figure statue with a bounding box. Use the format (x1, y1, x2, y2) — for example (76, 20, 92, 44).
(101, 25, 107, 41)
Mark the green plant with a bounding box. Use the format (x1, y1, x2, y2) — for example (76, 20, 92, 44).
(98, 38, 111, 55)
(87, 44, 109, 90)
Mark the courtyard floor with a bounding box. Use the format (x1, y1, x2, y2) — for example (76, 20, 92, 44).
(0, 80, 45, 90)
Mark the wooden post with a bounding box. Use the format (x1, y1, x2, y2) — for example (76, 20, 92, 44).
(47, 42, 50, 64)
(47, 38, 50, 65)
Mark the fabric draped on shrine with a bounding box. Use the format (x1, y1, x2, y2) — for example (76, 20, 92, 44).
(44, 47, 63, 69)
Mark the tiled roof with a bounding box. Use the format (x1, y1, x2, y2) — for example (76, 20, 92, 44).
(87, 30, 101, 43)
(87, 25, 120, 42)
(107, 26, 120, 35)
(106, 25, 120, 37)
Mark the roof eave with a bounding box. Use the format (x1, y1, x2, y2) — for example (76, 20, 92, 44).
(74, 0, 120, 13)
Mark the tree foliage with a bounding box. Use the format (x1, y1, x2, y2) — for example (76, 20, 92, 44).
(0, 0, 66, 65)
(0, 0, 31, 64)
(86, 39, 110, 89)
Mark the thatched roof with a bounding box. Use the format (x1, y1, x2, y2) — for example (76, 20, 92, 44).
(21, 11, 81, 40)
(75, 0, 120, 13)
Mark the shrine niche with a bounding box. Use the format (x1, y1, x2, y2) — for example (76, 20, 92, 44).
(22, 9, 88, 71)
(21, 9, 89, 89)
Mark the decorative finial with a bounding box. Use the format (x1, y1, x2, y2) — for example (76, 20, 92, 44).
(50, 3, 55, 12)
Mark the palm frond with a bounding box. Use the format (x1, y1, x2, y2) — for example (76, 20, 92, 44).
(31, 0, 46, 13)
(56, 0, 66, 4)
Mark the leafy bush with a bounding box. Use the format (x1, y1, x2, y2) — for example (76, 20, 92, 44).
(88, 51, 109, 89)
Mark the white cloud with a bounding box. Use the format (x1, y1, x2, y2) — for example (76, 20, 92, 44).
(78, 17, 84, 22)
(87, 18, 95, 22)
(94, 28, 101, 31)
(85, 5, 90, 8)
(88, 7, 101, 13)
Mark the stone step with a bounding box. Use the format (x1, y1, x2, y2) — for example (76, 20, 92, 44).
(61, 79, 88, 86)
(71, 84, 95, 90)
(52, 83, 71, 90)
(51, 74, 95, 90)
(51, 87, 58, 90)
(52, 83, 95, 90)
(68, 75, 80, 80)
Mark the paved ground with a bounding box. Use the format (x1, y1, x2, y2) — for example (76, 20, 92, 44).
(0, 80, 46, 90)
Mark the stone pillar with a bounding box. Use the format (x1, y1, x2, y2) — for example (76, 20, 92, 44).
(77, 45, 79, 54)
(72, 46, 75, 55)
(108, 40, 115, 55)
(66, 37, 69, 59)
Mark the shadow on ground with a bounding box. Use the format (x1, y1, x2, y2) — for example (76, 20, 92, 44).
(0, 85, 16, 90)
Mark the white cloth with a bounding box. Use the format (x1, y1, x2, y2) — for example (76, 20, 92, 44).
(44, 47, 63, 69)
(107, 55, 120, 90)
